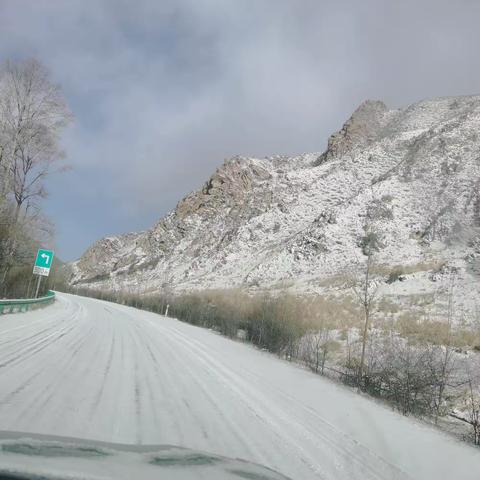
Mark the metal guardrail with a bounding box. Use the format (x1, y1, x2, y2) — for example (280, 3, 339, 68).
(0, 290, 55, 314)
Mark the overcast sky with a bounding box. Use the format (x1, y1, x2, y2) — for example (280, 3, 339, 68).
(1, 0, 479, 260)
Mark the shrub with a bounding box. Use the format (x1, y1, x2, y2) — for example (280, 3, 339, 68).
(386, 267, 405, 284)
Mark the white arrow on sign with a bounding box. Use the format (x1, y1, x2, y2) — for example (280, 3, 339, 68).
(41, 253, 51, 265)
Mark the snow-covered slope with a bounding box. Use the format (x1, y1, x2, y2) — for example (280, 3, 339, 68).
(71, 96, 480, 312)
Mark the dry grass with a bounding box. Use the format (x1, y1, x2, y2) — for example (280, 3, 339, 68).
(375, 297, 401, 314)
(371, 260, 446, 277)
(302, 294, 363, 330)
(270, 279, 296, 289)
(394, 312, 480, 348)
(74, 281, 480, 355)
(316, 273, 351, 288)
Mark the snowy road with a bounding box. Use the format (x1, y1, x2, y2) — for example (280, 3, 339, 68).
(0, 293, 479, 479)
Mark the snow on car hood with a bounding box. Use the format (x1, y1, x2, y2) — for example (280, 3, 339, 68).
(0, 431, 292, 480)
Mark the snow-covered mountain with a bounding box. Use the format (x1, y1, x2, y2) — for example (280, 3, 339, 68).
(70, 95, 480, 314)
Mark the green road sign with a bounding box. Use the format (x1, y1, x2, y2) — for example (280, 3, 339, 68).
(33, 249, 54, 276)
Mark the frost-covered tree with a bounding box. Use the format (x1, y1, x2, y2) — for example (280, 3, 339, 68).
(352, 197, 384, 386)
(0, 58, 71, 289)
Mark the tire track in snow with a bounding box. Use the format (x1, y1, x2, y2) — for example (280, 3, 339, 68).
(149, 320, 410, 480)
(0, 320, 79, 369)
(0, 301, 94, 429)
(138, 319, 263, 462)
(0, 299, 86, 367)
(87, 332, 116, 420)
(145, 318, 326, 479)
(0, 297, 81, 338)
(6, 322, 96, 427)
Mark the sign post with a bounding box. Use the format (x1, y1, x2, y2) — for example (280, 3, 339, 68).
(34, 275, 42, 299)
(33, 249, 54, 298)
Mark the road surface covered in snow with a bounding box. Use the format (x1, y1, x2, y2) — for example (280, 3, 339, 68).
(0, 293, 479, 479)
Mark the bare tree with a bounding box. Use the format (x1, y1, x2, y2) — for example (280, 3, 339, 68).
(0, 59, 71, 284)
(432, 275, 456, 422)
(0, 59, 71, 217)
(301, 301, 337, 375)
(351, 210, 383, 387)
(306, 328, 334, 375)
(449, 358, 480, 445)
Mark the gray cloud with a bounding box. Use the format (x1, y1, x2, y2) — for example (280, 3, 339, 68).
(0, 0, 479, 259)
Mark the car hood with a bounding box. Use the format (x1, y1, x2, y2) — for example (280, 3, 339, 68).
(0, 431, 292, 480)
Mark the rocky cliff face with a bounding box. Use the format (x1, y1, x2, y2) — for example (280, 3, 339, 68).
(70, 95, 480, 317)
